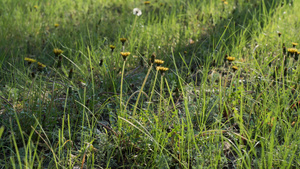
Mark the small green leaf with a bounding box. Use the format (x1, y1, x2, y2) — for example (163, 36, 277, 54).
(0, 126, 4, 138)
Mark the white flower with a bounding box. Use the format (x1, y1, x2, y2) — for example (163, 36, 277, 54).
(133, 8, 142, 16)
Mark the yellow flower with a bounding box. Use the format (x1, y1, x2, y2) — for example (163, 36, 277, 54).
(110, 45, 116, 49)
(120, 38, 127, 45)
(154, 59, 164, 65)
(294, 48, 298, 53)
(292, 42, 298, 47)
(54, 23, 59, 28)
(34, 5, 38, 9)
(53, 48, 63, 56)
(37, 62, 46, 68)
(144, 1, 150, 4)
(24, 57, 37, 63)
(120, 52, 131, 61)
(224, 1, 228, 5)
(232, 66, 238, 71)
(226, 56, 235, 61)
(288, 48, 298, 53)
(156, 66, 169, 73)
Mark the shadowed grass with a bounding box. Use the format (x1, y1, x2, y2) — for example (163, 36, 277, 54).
(1, 0, 300, 168)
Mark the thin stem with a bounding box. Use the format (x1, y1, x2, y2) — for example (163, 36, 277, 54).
(159, 74, 164, 116)
(132, 63, 153, 116)
(129, 15, 138, 40)
(147, 69, 159, 111)
(120, 61, 126, 113)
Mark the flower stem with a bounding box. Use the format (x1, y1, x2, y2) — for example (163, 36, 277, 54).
(129, 15, 138, 40)
(159, 74, 164, 116)
(147, 69, 159, 111)
(120, 61, 126, 113)
(132, 63, 153, 116)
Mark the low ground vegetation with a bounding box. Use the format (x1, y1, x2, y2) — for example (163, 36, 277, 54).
(1, 0, 300, 168)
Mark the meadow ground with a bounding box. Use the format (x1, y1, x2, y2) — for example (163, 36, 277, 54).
(1, 0, 300, 168)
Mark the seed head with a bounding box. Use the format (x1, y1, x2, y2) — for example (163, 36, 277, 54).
(151, 53, 156, 64)
(133, 8, 142, 16)
(277, 32, 282, 37)
(283, 43, 287, 55)
(68, 68, 73, 79)
(57, 55, 62, 68)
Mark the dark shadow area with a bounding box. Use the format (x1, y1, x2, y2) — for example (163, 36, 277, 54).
(168, 0, 291, 72)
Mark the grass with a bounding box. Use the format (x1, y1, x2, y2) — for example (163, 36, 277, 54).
(1, 0, 300, 168)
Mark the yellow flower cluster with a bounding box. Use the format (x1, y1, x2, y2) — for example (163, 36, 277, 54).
(226, 56, 235, 61)
(24, 57, 37, 63)
(54, 23, 59, 28)
(288, 48, 298, 54)
(292, 42, 298, 46)
(154, 59, 164, 65)
(156, 66, 169, 72)
(144, 1, 150, 4)
(24, 57, 46, 69)
(53, 48, 63, 56)
(120, 52, 131, 60)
